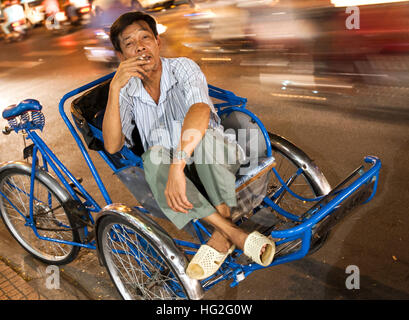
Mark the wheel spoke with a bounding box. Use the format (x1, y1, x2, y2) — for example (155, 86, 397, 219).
(0, 170, 78, 264)
(269, 150, 317, 218)
(101, 219, 186, 300)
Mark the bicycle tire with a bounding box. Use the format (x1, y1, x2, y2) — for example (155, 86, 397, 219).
(97, 214, 191, 300)
(267, 132, 331, 253)
(0, 163, 81, 265)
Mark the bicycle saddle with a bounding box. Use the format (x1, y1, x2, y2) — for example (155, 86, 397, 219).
(2, 99, 42, 120)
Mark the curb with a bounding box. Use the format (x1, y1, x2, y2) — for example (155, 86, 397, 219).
(0, 259, 45, 300)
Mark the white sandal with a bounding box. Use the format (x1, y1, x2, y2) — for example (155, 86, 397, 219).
(186, 245, 235, 280)
(243, 231, 275, 266)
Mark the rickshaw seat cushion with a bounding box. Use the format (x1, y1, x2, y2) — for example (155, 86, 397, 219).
(92, 109, 145, 157)
(235, 156, 275, 191)
(71, 79, 111, 151)
(71, 79, 144, 156)
(71, 79, 111, 124)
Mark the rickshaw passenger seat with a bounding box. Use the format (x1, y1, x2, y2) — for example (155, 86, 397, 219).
(91, 109, 145, 157)
(70, 79, 145, 158)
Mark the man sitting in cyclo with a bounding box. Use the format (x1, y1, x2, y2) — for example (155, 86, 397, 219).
(102, 11, 275, 280)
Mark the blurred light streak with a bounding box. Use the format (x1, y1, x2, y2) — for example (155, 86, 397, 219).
(201, 57, 232, 61)
(271, 93, 327, 101)
(184, 11, 216, 18)
(331, 0, 409, 6)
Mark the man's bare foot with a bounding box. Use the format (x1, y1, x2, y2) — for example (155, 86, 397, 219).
(206, 230, 232, 253)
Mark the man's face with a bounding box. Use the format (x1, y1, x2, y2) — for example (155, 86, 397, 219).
(117, 20, 161, 74)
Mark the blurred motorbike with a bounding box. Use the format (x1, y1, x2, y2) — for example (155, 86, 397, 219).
(0, 18, 29, 42)
(44, 0, 91, 34)
(84, 26, 119, 67)
(64, 0, 91, 26)
(44, 10, 71, 34)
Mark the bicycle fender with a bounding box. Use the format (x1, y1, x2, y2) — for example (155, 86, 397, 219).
(0, 161, 71, 203)
(94, 203, 204, 300)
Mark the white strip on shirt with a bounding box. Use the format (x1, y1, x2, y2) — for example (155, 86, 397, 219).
(119, 57, 222, 151)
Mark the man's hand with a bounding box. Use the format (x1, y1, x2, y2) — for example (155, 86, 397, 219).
(165, 164, 194, 214)
(110, 56, 150, 92)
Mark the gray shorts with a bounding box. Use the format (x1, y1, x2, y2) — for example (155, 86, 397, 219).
(142, 129, 242, 229)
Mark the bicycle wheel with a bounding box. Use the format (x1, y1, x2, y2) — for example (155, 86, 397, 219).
(0, 164, 81, 265)
(267, 133, 332, 254)
(98, 215, 189, 300)
(268, 132, 330, 218)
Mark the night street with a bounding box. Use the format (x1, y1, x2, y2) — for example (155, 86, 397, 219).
(0, 5, 409, 300)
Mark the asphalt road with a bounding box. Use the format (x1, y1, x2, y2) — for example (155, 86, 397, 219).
(0, 21, 408, 300)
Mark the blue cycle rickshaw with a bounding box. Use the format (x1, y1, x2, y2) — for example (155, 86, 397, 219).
(0, 72, 381, 299)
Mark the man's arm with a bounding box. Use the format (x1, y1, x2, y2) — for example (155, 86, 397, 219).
(176, 102, 211, 162)
(102, 85, 126, 154)
(102, 57, 150, 154)
(164, 103, 211, 213)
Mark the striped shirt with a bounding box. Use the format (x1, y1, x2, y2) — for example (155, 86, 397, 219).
(119, 57, 222, 151)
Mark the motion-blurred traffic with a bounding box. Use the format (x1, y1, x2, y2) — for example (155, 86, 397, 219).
(2, 0, 409, 92)
(181, 0, 409, 90)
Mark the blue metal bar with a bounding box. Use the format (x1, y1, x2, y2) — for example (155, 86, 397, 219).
(263, 196, 302, 222)
(119, 146, 143, 167)
(96, 150, 119, 172)
(191, 221, 206, 244)
(192, 220, 212, 239)
(182, 250, 197, 256)
(40, 149, 49, 172)
(58, 72, 116, 206)
(27, 132, 79, 200)
(272, 167, 325, 202)
(217, 107, 272, 157)
(28, 146, 39, 224)
(28, 131, 101, 211)
(208, 84, 247, 108)
(173, 239, 200, 249)
(38, 152, 53, 210)
(269, 156, 381, 239)
(362, 172, 379, 204)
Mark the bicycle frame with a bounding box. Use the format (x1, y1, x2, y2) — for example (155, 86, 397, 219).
(0, 72, 381, 293)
